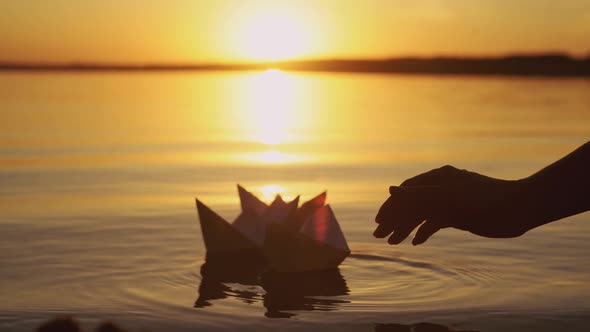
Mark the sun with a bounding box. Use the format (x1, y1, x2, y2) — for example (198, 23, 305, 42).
(233, 9, 311, 61)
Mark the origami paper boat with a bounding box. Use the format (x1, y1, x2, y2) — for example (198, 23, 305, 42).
(195, 185, 350, 272)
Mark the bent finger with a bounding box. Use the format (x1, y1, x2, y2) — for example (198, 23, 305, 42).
(377, 187, 437, 232)
(387, 218, 424, 245)
(373, 223, 394, 238)
(375, 194, 403, 224)
(412, 220, 442, 245)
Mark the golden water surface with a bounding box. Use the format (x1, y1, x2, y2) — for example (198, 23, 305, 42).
(1, 71, 589, 332)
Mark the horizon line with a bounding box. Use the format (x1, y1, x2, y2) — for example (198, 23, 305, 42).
(1, 53, 589, 77)
(2, 51, 589, 66)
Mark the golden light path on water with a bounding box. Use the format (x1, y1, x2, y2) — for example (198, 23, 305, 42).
(2, 72, 590, 331)
(233, 69, 309, 200)
(241, 69, 300, 146)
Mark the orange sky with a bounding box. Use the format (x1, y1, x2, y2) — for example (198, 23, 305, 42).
(1, 0, 589, 63)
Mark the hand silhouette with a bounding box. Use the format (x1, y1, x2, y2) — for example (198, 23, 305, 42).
(374, 165, 529, 245)
(374, 141, 590, 246)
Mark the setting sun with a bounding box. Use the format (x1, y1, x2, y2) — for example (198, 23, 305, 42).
(233, 9, 312, 61)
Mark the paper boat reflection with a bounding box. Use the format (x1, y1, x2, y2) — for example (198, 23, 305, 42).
(260, 269, 350, 318)
(194, 258, 265, 308)
(195, 185, 350, 272)
(195, 258, 350, 317)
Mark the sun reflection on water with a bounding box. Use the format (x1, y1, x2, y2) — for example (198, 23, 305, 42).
(228, 69, 312, 166)
(246, 69, 298, 146)
(258, 150, 300, 163)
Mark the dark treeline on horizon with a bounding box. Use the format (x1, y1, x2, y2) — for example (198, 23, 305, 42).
(1, 53, 590, 77)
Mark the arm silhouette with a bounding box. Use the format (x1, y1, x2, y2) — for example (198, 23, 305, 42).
(374, 140, 590, 245)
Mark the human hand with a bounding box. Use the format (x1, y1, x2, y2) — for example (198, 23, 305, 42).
(374, 165, 530, 245)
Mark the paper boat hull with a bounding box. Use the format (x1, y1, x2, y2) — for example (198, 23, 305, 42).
(263, 224, 349, 272)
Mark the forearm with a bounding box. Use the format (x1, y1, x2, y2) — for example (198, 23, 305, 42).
(519, 140, 590, 230)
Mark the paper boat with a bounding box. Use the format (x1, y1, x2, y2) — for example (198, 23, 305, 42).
(195, 185, 350, 272)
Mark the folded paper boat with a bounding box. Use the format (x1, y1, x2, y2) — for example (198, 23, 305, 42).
(195, 185, 350, 272)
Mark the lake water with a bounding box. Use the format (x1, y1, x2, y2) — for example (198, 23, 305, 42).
(1, 71, 589, 332)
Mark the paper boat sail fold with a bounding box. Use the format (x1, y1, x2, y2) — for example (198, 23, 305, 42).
(292, 191, 327, 230)
(261, 195, 300, 225)
(196, 186, 349, 272)
(231, 212, 266, 246)
(233, 185, 269, 245)
(195, 199, 259, 254)
(237, 184, 268, 216)
(300, 205, 350, 253)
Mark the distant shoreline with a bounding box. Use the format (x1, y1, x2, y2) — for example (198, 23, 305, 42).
(2, 54, 589, 77)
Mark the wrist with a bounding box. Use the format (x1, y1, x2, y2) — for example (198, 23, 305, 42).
(513, 174, 558, 231)
(499, 177, 542, 235)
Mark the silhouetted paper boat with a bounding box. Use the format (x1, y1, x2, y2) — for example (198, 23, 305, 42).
(195, 185, 349, 272)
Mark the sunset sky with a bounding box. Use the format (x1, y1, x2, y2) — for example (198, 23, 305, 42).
(1, 0, 589, 63)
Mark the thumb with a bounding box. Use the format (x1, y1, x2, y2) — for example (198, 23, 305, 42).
(389, 185, 402, 195)
(412, 220, 441, 245)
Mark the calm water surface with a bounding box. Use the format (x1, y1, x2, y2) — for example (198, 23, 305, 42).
(1, 71, 589, 332)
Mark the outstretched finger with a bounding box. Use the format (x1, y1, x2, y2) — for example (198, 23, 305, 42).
(387, 218, 424, 244)
(373, 222, 394, 238)
(374, 193, 404, 238)
(375, 194, 400, 224)
(412, 220, 442, 245)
